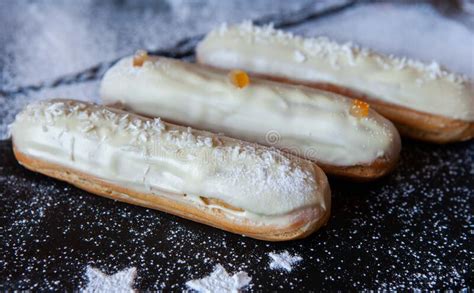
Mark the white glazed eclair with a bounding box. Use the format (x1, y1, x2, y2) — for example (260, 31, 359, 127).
(196, 22, 474, 143)
(11, 99, 330, 241)
(100, 55, 401, 180)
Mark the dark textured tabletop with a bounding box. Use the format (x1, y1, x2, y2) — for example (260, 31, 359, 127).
(0, 0, 473, 291)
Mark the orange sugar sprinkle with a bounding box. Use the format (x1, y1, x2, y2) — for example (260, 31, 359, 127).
(228, 70, 250, 89)
(133, 50, 148, 67)
(350, 99, 370, 118)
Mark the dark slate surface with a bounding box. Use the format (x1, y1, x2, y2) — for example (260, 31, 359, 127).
(1, 138, 473, 291)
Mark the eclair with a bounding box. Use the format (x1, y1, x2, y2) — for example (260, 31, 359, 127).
(10, 99, 330, 241)
(196, 22, 474, 143)
(100, 55, 401, 180)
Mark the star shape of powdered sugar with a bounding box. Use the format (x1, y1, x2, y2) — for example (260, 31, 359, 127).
(186, 264, 251, 293)
(82, 266, 137, 293)
(268, 251, 303, 272)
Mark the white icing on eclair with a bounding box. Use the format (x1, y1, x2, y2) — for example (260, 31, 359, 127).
(100, 56, 400, 167)
(11, 100, 328, 226)
(196, 21, 474, 122)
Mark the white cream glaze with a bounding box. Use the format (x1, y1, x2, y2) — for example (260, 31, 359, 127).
(11, 100, 328, 227)
(100, 56, 400, 167)
(196, 21, 474, 122)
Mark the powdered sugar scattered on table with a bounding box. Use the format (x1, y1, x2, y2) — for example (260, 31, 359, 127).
(82, 266, 136, 293)
(1, 139, 471, 290)
(186, 264, 251, 293)
(268, 251, 302, 272)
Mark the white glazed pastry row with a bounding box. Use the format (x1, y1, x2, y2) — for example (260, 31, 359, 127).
(196, 21, 474, 122)
(100, 56, 400, 169)
(10, 99, 329, 229)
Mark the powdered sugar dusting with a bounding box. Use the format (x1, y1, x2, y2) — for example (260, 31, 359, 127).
(186, 264, 251, 293)
(82, 266, 136, 293)
(268, 251, 303, 272)
(293, 50, 306, 63)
